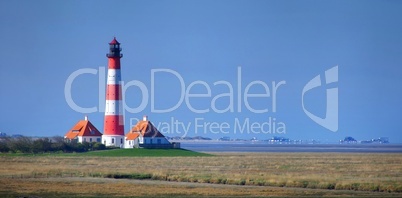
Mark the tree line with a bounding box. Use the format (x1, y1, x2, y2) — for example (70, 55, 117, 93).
(0, 136, 106, 153)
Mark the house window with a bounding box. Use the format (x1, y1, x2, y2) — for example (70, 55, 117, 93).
(157, 139, 161, 144)
(112, 138, 115, 144)
(121, 138, 123, 144)
(97, 138, 101, 142)
(150, 139, 153, 144)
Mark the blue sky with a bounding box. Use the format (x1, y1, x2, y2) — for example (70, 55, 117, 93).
(1, 0, 401, 142)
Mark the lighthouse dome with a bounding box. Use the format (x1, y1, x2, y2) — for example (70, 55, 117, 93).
(109, 37, 120, 45)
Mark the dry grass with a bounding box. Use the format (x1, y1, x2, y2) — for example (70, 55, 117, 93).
(1, 177, 398, 198)
(0, 152, 401, 197)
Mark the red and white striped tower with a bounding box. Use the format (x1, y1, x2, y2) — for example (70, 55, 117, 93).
(103, 37, 125, 147)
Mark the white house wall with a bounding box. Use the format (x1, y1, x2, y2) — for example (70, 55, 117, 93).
(124, 138, 139, 148)
(102, 135, 125, 148)
(78, 136, 102, 143)
(139, 136, 144, 144)
(68, 134, 171, 149)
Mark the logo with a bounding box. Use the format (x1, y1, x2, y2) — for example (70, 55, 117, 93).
(302, 66, 338, 132)
(64, 65, 338, 135)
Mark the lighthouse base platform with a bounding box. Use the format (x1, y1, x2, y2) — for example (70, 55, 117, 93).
(102, 135, 125, 148)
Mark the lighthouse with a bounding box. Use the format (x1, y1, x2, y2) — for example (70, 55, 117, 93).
(103, 37, 125, 147)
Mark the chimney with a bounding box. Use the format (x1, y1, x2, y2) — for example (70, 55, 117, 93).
(84, 115, 88, 121)
(143, 115, 148, 121)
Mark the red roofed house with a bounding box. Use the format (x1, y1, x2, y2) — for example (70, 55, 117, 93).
(125, 116, 172, 148)
(64, 116, 103, 143)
